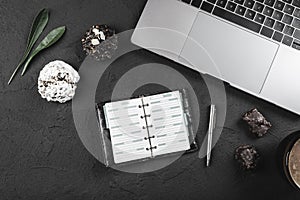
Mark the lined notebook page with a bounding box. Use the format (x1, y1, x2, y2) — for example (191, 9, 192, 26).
(103, 98, 151, 164)
(143, 91, 190, 157)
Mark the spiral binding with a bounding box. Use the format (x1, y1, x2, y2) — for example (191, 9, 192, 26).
(144, 135, 155, 140)
(141, 114, 151, 119)
(139, 101, 156, 152)
(146, 146, 157, 151)
(142, 125, 153, 129)
(138, 103, 149, 108)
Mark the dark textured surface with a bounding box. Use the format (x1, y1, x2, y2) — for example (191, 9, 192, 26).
(1, 0, 300, 199)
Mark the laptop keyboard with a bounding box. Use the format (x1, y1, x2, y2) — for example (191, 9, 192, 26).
(181, 0, 300, 50)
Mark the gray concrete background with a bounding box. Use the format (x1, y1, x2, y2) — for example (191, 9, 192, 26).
(1, 0, 300, 199)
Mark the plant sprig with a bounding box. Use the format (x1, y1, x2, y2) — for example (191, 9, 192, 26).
(21, 26, 66, 76)
(8, 9, 49, 85)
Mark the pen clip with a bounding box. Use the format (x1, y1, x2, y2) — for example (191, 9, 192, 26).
(209, 105, 217, 131)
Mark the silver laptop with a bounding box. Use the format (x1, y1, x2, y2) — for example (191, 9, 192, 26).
(131, 0, 300, 115)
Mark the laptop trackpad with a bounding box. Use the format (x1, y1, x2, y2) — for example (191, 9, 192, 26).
(180, 11, 278, 94)
(261, 46, 300, 114)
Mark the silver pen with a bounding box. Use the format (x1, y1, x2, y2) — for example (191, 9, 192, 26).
(207, 105, 217, 167)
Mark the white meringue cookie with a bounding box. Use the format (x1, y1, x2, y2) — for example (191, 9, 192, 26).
(38, 60, 80, 103)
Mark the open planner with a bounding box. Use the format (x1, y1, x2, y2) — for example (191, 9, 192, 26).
(100, 90, 195, 165)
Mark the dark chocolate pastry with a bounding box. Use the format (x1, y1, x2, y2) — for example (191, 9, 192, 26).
(235, 145, 260, 170)
(81, 24, 118, 60)
(243, 108, 272, 137)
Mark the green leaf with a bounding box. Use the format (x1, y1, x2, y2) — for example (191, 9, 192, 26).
(27, 9, 49, 51)
(21, 26, 66, 76)
(8, 8, 49, 85)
